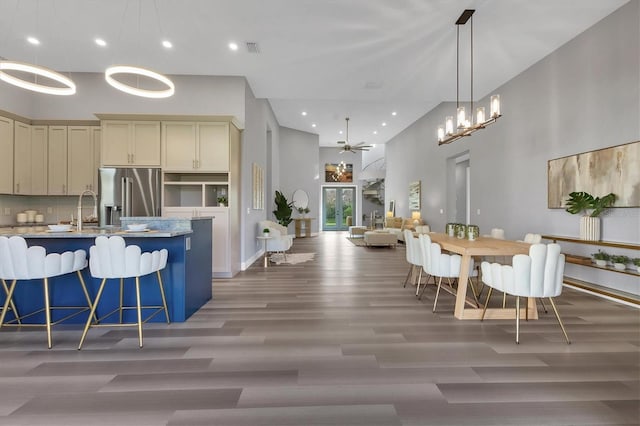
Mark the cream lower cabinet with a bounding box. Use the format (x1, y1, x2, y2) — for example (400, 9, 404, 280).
(162, 121, 230, 172)
(102, 120, 160, 167)
(162, 206, 230, 277)
(67, 126, 100, 194)
(13, 122, 48, 196)
(0, 116, 14, 194)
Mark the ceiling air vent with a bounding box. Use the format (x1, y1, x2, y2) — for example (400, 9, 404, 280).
(246, 42, 260, 54)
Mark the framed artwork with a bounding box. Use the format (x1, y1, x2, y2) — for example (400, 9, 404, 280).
(409, 181, 421, 210)
(325, 162, 353, 182)
(252, 163, 264, 210)
(548, 141, 640, 208)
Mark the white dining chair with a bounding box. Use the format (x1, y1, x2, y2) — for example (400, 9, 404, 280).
(480, 243, 570, 344)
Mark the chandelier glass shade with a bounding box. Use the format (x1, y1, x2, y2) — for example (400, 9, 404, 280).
(0, 60, 76, 95)
(105, 65, 175, 98)
(437, 10, 502, 146)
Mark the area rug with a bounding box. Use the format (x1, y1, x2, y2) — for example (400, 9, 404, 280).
(270, 252, 316, 265)
(346, 237, 367, 246)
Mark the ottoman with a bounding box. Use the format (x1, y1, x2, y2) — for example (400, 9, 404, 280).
(364, 231, 397, 247)
(349, 226, 367, 238)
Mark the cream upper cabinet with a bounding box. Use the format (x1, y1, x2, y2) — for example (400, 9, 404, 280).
(198, 122, 229, 172)
(162, 121, 229, 172)
(162, 122, 197, 171)
(92, 127, 101, 191)
(30, 126, 48, 195)
(68, 126, 100, 194)
(13, 121, 32, 195)
(102, 120, 160, 167)
(48, 126, 68, 195)
(0, 116, 14, 194)
(12, 122, 47, 196)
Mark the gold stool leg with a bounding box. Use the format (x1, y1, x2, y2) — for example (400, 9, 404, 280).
(43, 278, 53, 349)
(76, 270, 98, 323)
(432, 277, 443, 312)
(0, 280, 17, 327)
(134, 276, 143, 348)
(119, 278, 124, 324)
(78, 278, 107, 350)
(548, 298, 570, 344)
(1, 279, 21, 324)
(515, 296, 520, 344)
(414, 269, 423, 296)
(156, 270, 170, 323)
(481, 287, 493, 321)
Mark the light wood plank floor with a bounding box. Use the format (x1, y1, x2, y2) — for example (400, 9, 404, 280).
(0, 232, 638, 425)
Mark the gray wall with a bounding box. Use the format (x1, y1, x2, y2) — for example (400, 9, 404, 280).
(385, 0, 640, 294)
(278, 127, 320, 234)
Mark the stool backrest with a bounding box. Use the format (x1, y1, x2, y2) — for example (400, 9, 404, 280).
(89, 236, 168, 279)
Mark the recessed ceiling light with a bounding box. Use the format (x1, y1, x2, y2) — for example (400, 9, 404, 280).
(373, 130, 378, 135)
(301, 111, 307, 116)
(391, 111, 397, 116)
(228, 42, 239, 51)
(162, 40, 173, 49)
(311, 123, 316, 128)
(95, 38, 107, 47)
(339, 130, 343, 135)
(381, 122, 387, 127)
(27, 36, 40, 45)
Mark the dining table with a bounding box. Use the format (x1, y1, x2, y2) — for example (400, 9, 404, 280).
(428, 233, 534, 320)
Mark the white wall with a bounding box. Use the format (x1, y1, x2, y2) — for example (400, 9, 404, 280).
(26, 73, 247, 125)
(278, 127, 320, 233)
(385, 0, 640, 294)
(0, 83, 34, 117)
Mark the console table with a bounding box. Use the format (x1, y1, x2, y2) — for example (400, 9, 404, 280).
(293, 218, 313, 238)
(541, 235, 639, 305)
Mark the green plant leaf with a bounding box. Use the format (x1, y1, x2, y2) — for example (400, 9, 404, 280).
(589, 193, 616, 217)
(565, 191, 594, 215)
(272, 190, 293, 227)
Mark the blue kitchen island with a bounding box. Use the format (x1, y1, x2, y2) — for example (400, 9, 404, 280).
(0, 217, 212, 324)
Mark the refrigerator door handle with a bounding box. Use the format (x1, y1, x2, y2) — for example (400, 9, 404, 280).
(122, 177, 133, 217)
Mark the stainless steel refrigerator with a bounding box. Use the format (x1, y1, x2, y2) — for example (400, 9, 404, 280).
(98, 167, 161, 227)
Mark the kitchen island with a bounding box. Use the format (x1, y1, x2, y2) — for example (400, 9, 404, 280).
(0, 217, 212, 323)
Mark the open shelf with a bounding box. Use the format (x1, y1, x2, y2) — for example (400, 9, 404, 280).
(163, 172, 229, 207)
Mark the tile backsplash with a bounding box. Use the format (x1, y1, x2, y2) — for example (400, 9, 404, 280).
(0, 194, 83, 226)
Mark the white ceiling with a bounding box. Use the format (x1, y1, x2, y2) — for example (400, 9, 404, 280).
(0, 0, 629, 146)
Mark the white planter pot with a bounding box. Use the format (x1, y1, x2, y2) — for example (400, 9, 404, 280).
(595, 259, 607, 267)
(263, 232, 270, 238)
(580, 216, 600, 241)
(636, 266, 640, 273)
(613, 262, 626, 271)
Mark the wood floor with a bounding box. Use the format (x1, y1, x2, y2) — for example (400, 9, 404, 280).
(0, 232, 638, 425)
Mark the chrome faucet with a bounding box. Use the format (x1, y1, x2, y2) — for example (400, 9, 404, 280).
(77, 190, 98, 232)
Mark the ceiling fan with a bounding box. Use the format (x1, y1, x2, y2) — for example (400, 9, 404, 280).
(337, 117, 372, 153)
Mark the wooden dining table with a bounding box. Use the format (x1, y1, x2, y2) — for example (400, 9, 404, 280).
(428, 233, 534, 320)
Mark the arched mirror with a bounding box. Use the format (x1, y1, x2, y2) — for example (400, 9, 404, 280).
(292, 189, 309, 209)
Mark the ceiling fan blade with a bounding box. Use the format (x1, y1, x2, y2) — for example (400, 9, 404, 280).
(337, 140, 346, 144)
(350, 149, 356, 153)
(353, 141, 365, 147)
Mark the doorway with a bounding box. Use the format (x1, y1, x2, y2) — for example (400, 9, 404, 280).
(322, 186, 356, 231)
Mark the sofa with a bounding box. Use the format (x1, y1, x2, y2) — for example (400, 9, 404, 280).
(383, 217, 428, 242)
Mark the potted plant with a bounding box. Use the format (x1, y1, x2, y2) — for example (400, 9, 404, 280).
(273, 190, 293, 227)
(262, 227, 270, 238)
(217, 195, 228, 207)
(610, 255, 629, 270)
(303, 207, 310, 217)
(565, 191, 616, 240)
(592, 250, 610, 267)
(632, 258, 640, 273)
(297, 206, 305, 216)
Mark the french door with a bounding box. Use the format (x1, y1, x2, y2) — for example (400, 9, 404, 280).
(322, 186, 355, 231)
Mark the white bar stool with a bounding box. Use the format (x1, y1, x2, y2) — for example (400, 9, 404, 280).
(0, 236, 91, 349)
(78, 236, 170, 349)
